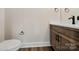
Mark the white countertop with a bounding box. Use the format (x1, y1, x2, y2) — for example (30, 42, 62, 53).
(50, 20, 79, 29)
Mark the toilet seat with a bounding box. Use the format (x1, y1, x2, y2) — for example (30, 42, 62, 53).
(0, 39, 21, 51)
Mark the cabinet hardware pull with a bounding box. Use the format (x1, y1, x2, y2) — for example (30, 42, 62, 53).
(56, 35, 59, 42)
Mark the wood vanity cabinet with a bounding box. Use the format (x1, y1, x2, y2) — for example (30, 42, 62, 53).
(50, 24, 79, 51)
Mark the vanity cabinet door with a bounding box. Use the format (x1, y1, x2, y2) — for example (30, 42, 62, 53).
(61, 37, 74, 51)
(50, 28, 61, 51)
(50, 31, 57, 50)
(61, 37, 79, 51)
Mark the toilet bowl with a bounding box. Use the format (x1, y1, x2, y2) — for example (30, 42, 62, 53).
(0, 39, 22, 51)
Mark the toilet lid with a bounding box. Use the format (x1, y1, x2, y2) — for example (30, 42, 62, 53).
(0, 39, 21, 51)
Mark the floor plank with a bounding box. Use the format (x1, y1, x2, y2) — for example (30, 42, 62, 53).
(19, 46, 53, 51)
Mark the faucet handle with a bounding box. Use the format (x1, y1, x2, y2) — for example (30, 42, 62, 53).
(68, 16, 75, 19)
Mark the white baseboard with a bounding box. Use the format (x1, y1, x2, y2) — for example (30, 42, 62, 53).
(21, 42, 51, 48)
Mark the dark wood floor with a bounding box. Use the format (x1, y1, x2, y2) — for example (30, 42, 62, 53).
(19, 46, 53, 51)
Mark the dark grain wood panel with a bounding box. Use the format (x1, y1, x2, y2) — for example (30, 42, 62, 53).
(50, 24, 79, 42)
(50, 24, 79, 51)
(19, 46, 53, 51)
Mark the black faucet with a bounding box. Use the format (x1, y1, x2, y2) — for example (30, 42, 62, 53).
(68, 16, 75, 24)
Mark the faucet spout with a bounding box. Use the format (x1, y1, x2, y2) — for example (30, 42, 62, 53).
(68, 16, 75, 24)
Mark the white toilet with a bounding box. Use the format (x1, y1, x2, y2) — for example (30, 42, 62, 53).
(0, 39, 22, 51)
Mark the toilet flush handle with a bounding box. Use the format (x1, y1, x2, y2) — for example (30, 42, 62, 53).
(19, 30, 24, 35)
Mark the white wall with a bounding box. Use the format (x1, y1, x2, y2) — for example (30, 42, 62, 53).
(0, 8, 5, 42)
(5, 8, 52, 48)
(50, 8, 60, 23)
